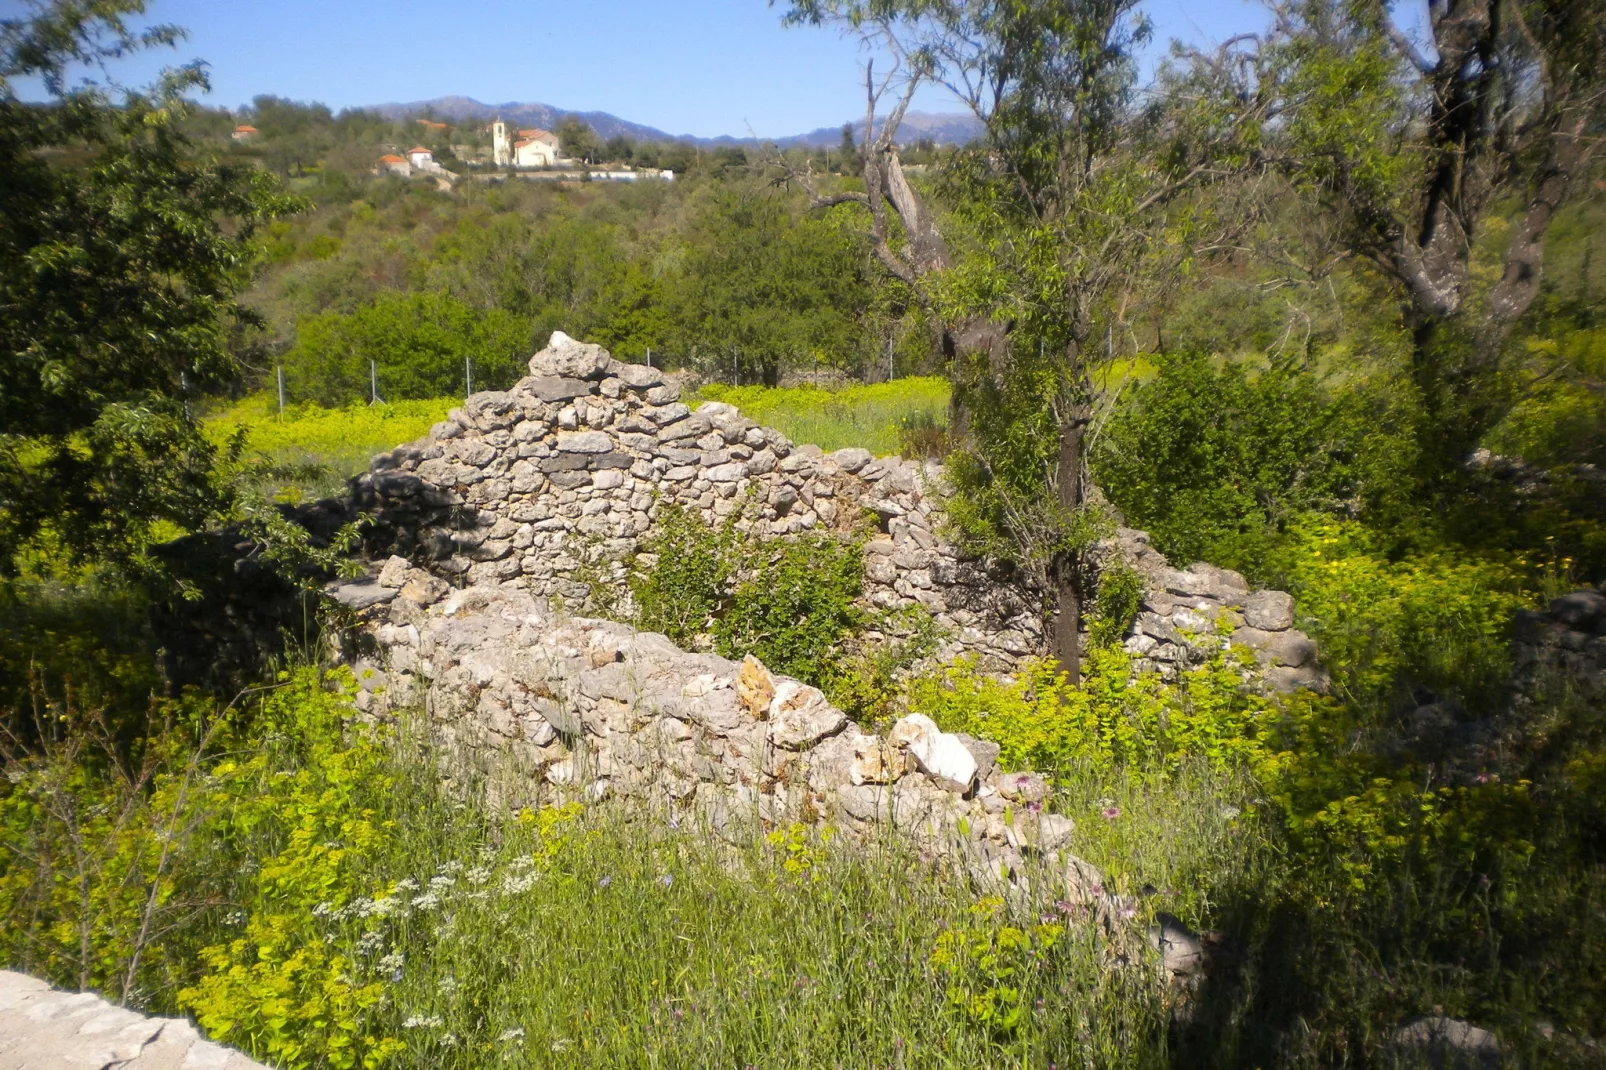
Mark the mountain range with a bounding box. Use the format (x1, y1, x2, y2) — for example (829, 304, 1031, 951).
(370, 96, 983, 147)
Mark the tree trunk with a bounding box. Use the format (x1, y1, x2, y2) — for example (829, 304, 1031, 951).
(941, 316, 1010, 443)
(1051, 410, 1088, 681)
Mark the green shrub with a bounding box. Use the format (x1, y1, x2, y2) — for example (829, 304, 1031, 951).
(628, 502, 927, 719)
(1092, 350, 1396, 572)
(629, 504, 741, 646)
(713, 532, 866, 687)
(204, 393, 454, 500)
(1088, 563, 1144, 649)
(283, 291, 532, 406)
(912, 645, 1301, 779)
(1262, 515, 1540, 710)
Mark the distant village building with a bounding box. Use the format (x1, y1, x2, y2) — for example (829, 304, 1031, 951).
(407, 145, 435, 168)
(231, 124, 257, 141)
(514, 129, 560, 167)
(415, 118, 448, 132)
(491, 120, 562, 168)
(376, 153, 411, 177)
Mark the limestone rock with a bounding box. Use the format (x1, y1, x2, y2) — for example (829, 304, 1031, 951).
(556, 431, 613, 453)
(1242, 589, 1296, 631)
(996, 771, 1049, 805)
(1550, 588, 1606, 630)
(531, 331, 612, 380)
(377, 555, 410, 588)
(829, 447, 873, 473)
(1006, 810, 1074, 853)
(0, 969, 269, 1069)
(398, 572, 449, 605)
(889, 713, 977, 793)
(615, 362, 665, 389)
(850, 734, 900, 785)
(527, 376, 595, 403)
(769, 680, 847, 749)
(1148, 913, 1205, 978)
(736, 655, 775, 718)
(1392, 1016, 1502, 1069)
(326, 579, 396, 611)
(1232, 626, 1316, 668)
(954, 733, 1001, 782)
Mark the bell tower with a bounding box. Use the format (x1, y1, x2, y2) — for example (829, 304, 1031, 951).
(492, 119, 510, 167)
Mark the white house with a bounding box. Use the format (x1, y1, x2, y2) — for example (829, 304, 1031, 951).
(492, 120, 562, 168)
(407, 145, 434, 168)
(514, 128, 560, 168)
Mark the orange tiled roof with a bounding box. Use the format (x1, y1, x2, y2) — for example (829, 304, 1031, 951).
(233, 124, 257, 133)
(378, 154, 406, 163)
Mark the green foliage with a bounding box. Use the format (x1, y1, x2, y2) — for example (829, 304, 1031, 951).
(929, 896, 1068, 1037)
(0, 2, 302, 573)
(283, 291, 531, 406)
(1093, 350, 1396, 571)
(667, 189, 874, 385)
(629, 504, 740, 647)
(629, 503, 931, 720)
(175, 671, 407, 1069)
(913, 645, 1299, 779)
(1262, 516, 1542, 710)
(203, 393, 454, 500)
(713, 532, 866, 685)
(1088, 563, 1144, 649)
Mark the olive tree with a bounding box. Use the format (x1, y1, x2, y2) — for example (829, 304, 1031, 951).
(1178, 0, 1606, 478)
(783, 0, 1265, 676)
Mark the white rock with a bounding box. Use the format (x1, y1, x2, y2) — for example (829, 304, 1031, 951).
(889, 713, 976, 792)
(769, 680, 847, 749)
(377, 555, 410, 588)
(556, 431, 612, 453)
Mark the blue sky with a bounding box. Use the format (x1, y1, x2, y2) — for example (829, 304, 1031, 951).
(20, 1, 1302, 138)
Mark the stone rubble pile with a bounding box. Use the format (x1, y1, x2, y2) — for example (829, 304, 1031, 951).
(0, 971, 266, 1070)
(348, 331, 1324, 687)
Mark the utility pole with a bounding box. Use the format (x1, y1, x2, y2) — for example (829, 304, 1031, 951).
(645, 347, 651, 369)
(370, 360, 383, 406)
(276, 364, 286, 416)
(465, 356, 473, 397)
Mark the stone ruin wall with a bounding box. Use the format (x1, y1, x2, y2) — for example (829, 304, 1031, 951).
(321, 331, 1331, 925)
(347, 332, 1327, 693)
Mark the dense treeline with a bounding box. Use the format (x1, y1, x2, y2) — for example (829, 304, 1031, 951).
(254, 175, 921, 400)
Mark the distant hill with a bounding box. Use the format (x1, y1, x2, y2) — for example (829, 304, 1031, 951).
(369, 96, 982, 147)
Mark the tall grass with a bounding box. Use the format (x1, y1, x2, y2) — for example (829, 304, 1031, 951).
(697, 377, 950, 455)
(204, 393, 455, 500)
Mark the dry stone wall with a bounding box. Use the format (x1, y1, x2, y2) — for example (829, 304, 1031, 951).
(347, 332, 1325, 690)
(353, 580, 1112, 908)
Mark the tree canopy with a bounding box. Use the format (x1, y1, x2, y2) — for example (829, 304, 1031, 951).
(0, 0, 300, 574)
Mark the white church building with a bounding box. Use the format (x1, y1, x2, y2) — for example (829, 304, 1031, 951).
(492, 121, 562, 168)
